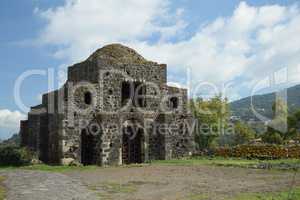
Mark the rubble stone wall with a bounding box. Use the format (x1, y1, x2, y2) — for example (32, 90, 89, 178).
(20, 44, 195, 165)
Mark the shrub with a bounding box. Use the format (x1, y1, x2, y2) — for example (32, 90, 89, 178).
(0, 145, 33, 166)
(262, 132, 284, 145)
(233, 122, 255, 145)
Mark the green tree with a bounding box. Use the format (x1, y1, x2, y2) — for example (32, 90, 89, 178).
(233, 122, 255, 145)
(269, 98, 288, 134)
(263, 99, 287, 144)
(190, 95, 230, 149)
(285, 110, 300, 141)
(262, 131, 283, 144)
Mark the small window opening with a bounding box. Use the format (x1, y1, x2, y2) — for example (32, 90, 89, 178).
(84, 92, 92, 105)
(170, 97, 179, 109)
(122, 82, 131, 106)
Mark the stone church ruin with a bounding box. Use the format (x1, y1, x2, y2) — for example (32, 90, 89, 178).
(20, 44, 194, 165)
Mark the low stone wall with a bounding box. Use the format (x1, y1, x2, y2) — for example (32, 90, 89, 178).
(214, 145, 300, 159)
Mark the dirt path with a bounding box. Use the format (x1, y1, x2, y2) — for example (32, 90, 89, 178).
(0, 170, 98, 200)
(65, 165, 300, 200)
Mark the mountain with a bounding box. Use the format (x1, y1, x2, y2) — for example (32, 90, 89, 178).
(230, 84, 300, 121)
(0, 134, 20, 147)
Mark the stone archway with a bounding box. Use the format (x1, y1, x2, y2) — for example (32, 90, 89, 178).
(122, 122, 144, 164)
(81, 129, 96, 165)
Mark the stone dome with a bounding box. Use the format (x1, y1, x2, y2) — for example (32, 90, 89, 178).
(87, 43, 156, 65)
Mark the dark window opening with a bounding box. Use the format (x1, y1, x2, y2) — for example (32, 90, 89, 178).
(153, 89, 157, 95)
(170, 97, 179, 109)
(121, 81, 147, 107)
(90, 125, 99, 133)
(122, 82, 131, 106)
(84, 92, 92, 105)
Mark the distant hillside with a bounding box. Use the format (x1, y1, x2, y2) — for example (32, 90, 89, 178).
(230, 84, 300, 121)
(0, 134, 20, 147)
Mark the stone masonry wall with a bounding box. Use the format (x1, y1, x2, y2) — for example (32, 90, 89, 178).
(20, 44, 195, 165)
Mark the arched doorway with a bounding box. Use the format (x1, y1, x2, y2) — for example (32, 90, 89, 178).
(81, 129, 96, 165)
(122, 124, 144, 164)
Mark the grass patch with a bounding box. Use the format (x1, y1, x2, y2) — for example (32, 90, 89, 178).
(88, 181, 138, 199)
(0, 163, 147, 173)
(230, 187, 300, 200)
(96, 193, 113, 200)
(0, 176, 6, 200)
(186, 193, 209, 200)
(153, 157, 258, 166)
(0, 157, 298, 173)
(186, 187, 300, 200)
(100, 182, 137, 194)
(22, 164, 100, 172)
(0, 164, 100, 173)
(152, 157, 300, 170)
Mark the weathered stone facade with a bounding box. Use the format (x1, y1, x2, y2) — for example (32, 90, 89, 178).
(20, 44, 195, 165)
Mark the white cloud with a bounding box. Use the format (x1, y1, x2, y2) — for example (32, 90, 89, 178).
(36, 1, 300, 99)
(37, 0, 184, 62)
(0, 109, 26, 139)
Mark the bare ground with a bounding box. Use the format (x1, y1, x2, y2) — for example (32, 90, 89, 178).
(1, 165, 299, 200)
(65, 165, 300, 200)
(0, 170, 99, 200)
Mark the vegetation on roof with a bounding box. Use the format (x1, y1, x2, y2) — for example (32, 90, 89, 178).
(87, 43, 157, 65)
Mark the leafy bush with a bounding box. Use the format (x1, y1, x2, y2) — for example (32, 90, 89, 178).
(233, 122, 255, 145)
(0, 146, 33, 166)
(262, 132, 284, 145)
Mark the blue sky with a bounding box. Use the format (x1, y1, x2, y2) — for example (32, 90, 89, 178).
(1, 0, 300, 139)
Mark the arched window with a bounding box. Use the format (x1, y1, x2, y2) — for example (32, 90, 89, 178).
(84, 91, 92, 105)
(122, 82, 131, 106)
(170, 97, 179, 109)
